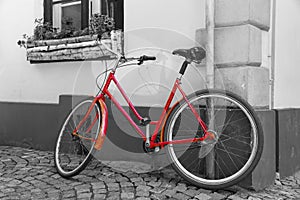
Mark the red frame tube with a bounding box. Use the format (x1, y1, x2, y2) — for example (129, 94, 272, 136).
(72, 98, 99, 134)
(176, 82, 208, 133)
(76, 71, 208, 149)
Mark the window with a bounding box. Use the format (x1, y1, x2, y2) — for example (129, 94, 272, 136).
(100, 0, 124, 30)
(53, 1, 82, 31)
(43, 0, 124, 31)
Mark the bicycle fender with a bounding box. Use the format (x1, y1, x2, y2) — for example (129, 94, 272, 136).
(94, 99, 108, 150)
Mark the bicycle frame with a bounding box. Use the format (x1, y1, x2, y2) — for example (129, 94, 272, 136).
(97, 69, 211, 148)
(73, 63, 212, 150)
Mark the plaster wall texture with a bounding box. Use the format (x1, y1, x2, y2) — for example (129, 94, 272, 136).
(0, 0, 206, 105)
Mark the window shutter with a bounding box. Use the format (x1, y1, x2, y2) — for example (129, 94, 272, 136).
(113, 0, 123, 30)
(81, 0, 89, 29)
(44, 0, 53, 24)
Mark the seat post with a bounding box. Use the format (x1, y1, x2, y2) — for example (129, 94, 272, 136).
(179, 60, 190, 75)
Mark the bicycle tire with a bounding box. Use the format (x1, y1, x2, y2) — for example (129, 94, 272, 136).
(164, 89, 263, 189)
(54, 98, 101, 178)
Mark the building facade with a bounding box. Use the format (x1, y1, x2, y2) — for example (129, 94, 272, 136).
(0, 0, 299, 189)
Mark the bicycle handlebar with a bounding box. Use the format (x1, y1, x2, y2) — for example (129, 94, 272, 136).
(100, 40, 156, 66)
(139, 55, 156, 61)
(137, 55, 156, 65)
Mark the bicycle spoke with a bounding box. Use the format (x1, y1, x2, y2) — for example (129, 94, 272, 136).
(215, 144, 252, 155)
(220, 133, 252, 146)
(215, 146, 250, 163)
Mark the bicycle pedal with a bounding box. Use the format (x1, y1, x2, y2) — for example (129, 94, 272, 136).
(154, 147, 160, 153)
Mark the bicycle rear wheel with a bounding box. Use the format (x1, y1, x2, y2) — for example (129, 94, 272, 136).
(164, 89, 263, 189)
(54, 99, 101, 178)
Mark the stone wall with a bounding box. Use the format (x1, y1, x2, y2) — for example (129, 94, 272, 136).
(196, 0, 274, 190)
(196, 0, 271, 108)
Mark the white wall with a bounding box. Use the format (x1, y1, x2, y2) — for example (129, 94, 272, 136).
(0, 0, 111, 104)
(274, 0, 300, 108)
(0, 0, 206, 105)
(119, 0, 206, 106)
(124, 0, 205, 49)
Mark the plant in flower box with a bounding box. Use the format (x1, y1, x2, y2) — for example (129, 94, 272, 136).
(89, 13, 115, 39)
(17, 14, 118, 62)
(17, 14, 115, 47)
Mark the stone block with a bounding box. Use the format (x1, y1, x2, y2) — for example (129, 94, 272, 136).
(239, 110, 276, 190)
(215, 0, 271, 31)
(196, 25, 263, 67)
(276, 109, 300, 178)
(215, 66, 269, 108)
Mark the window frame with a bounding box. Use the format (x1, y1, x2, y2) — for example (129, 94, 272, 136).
(28, 0, 124, 63)
(43, 0, 124, 31)
(53, 0, 82, 31)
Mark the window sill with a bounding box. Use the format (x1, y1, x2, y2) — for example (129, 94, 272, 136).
(26, 35, 118, 63)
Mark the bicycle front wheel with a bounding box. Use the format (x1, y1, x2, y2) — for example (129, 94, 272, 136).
(164, 89, 263, 189)
(54, 99, 101, 178)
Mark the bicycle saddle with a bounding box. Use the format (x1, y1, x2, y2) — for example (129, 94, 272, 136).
(172, 47, 206, 64)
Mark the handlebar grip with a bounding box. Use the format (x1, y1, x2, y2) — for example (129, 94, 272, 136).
(145, 56, 156, 61)
(140, 55, 156, 61)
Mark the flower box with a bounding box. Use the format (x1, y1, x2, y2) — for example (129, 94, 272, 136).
(26, 33, 122, 63)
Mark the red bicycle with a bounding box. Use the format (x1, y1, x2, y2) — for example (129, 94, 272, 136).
(54, 43, 263, 189)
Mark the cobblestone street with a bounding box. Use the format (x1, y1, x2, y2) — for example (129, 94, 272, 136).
(0, 146, 300, 199)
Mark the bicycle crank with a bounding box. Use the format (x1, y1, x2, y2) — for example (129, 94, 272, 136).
(143, 141, 160, 154)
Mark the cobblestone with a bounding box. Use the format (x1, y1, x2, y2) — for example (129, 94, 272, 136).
(149, 187, 165, 194)
(121, 192, 135, 199)
(173, 192, 190, 200)
(195, 193, 212, 200)
(136, 185, 151, 191)
(136, 190, 150, 197)
(0, 146, 300, 199)
(94, 193, 106, 199)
